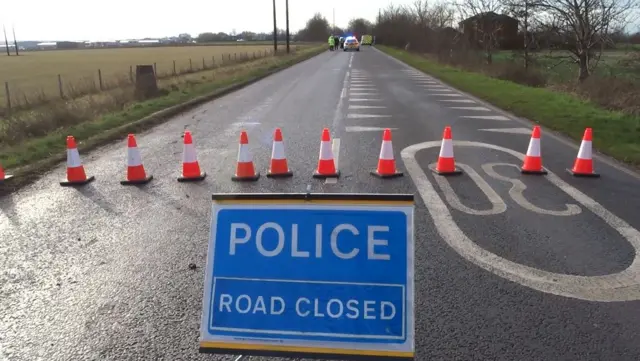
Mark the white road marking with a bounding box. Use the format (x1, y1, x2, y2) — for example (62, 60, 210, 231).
(350, 92, 379, 96)
(479, 127, 532, 134)
(347, 114, 391, 119)
(482, 163, 582, 216)
(424, 89, 454, 92)
(439, 99, 476, 103)
(461, 115, 511, 121)
(346, 126, 397, 132)
(432, 163, 507, 215)
(349, 98, 382, 102)
(331, 67, 350, 130)
(325, 138, 341, 184)
(430, 93, 464, 97)
(402, 140, 640, 302)
(348, 54, 353, 68)
(451, 106, 491, 111)
(349, 105, 386, 109)
(230, 121, 260, 126)
(350, 85, 376, 88)
(350, 81, 373, 83)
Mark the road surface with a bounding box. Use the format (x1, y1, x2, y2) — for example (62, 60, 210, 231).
(2, 46, 640, 361)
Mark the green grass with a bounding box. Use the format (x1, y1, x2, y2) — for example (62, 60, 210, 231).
(0, 46, 324, 190)
(493, 49, 640, 82)
(378, 45, 640, 166)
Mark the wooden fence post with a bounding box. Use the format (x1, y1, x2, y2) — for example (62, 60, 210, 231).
(98, 69, 103, 90)
(202, 57, 205, 69)
(173, 60, 176, 75)
(57, 74, 64, 98)
(4, 81, 10, 110)
(129, 65, 134, 83)
(189, 58, 193, 72)
(153, 62, 157, 75)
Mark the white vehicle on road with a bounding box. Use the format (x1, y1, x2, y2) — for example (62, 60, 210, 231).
(343, 36, 360, 51)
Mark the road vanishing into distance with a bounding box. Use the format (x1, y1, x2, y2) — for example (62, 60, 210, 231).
(2, 47, 640, 361)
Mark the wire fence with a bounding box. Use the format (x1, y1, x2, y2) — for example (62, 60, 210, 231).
(1, 46, 299, 115)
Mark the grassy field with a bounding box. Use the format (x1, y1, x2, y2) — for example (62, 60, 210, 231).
(493, 49, 640, 83)
(378, 45, 640, 166)
(0, 44, 289, 109)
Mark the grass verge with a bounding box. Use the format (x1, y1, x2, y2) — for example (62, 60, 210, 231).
(377, 45, 640, 167)
(0, 45, 324, 193)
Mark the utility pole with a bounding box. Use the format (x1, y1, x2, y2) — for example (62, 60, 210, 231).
(3, 25, 10, 56)
(333, 8, 336, 33)
(12, 25, 19, 56)
(272, 0, 278, 52)
(285, 0, 290, 53)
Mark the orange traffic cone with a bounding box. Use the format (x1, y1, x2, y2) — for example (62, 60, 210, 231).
(371, 128, 403, 178)
(568, 128, 600, 177)
(521, 126, 547, 175)
(0, 162, 13, 183)
(432, 126, 462, 175)
(178, 130, 207, 182)
(267, 128, 293, 178)
(232, 131, 260, 181)
(60, 135, 95, 186)
(313, 128, 339, 178)
(121, 134, 153, 185)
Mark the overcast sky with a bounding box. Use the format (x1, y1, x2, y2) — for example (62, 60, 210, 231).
(1, 0, 419, 41)
(2, 0, 638, 42)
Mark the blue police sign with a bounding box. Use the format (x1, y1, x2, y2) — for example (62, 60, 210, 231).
(200, 193, 415, 360)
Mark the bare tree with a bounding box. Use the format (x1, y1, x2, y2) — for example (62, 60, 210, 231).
(503, 0, 543, 68)
(457, 0, 505, 64)
(535, 0, 639, 81)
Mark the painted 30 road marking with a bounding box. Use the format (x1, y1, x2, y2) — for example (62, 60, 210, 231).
(402, 140, 640, 302)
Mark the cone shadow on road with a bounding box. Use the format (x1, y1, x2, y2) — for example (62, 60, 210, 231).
(73, 184, 119, 215)
(137, 185, 206, 219)
(0, 193, 20, 226)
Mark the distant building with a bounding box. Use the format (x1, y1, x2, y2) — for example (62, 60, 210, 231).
(138, 39, 161, 46)
(36, 42, 57, 50)
(459, 12, 518, 50)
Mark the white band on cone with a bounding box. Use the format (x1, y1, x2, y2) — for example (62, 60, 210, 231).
(577, 140, 592, 159)
(67, 149, 82, 167)
(319, 140, 334, 160)
(271, 141, 286, 160)
(127, 147, 143, 166)
(526, 138, 541, 157)
(238, 144, 253, 162)
(183, 144, 197, 163)
(439, 139, 454, 158)
(379, 140, 394, 160)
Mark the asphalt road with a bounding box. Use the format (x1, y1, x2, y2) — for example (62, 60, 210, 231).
(2, 46, 640, 361)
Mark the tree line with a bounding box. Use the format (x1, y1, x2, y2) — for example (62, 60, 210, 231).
(294, 0, 640, 81)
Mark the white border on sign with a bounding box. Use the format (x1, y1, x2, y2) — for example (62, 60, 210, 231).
(199, 203, 415, 354)
(210, 277, 405, 339)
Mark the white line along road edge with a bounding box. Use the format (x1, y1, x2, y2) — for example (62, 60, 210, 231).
(401, 140, 640, 302)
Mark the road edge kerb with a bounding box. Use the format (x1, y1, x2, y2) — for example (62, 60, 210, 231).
(0, 47, 325, 196)
(375, 46, 640, 181)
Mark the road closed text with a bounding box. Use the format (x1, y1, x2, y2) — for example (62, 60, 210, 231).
(209, 277, 405, 338)
(218, 294, 396, 320)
